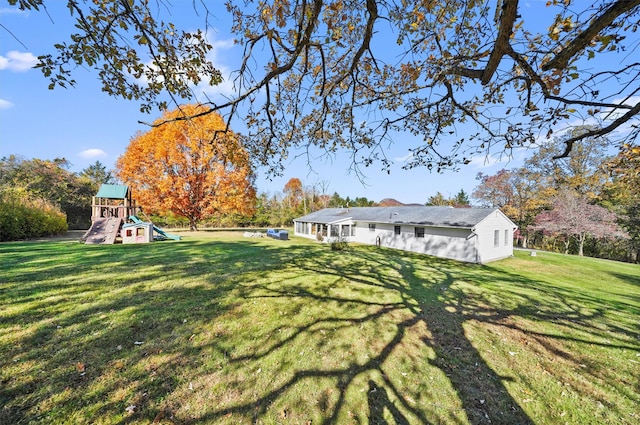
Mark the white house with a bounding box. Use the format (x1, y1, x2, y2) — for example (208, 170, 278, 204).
(293, 206, 517, 264)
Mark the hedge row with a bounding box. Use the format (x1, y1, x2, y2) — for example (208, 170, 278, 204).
(0, 190, 68, 241)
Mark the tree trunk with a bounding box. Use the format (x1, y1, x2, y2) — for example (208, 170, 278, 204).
(578, 233, 585, 256)
(189, 219, 198, 232)
(564, 239, 570, 255)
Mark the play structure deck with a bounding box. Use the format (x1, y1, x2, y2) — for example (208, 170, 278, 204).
(83, 184, 181, 244)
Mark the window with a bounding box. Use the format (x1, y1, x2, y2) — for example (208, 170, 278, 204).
(494, 229, 500, 247)
(414, 227, 425, 238)
(369, 223, 376, 232)
(394, 225, 401, 235)
(341, 225, 350, 237)
(331, 225, 339, 237)
(504, 229, 509, 246)
(351, 223, 356, 236)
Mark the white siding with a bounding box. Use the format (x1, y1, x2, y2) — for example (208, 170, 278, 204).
(379, 224, 476, 262)
(294, 209, 516, 264)
(351, 222, 477, 262)
(474, 210, 515, 263)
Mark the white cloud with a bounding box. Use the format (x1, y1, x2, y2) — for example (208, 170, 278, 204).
(78, 149, 107, 159)
(469, 149, 529, 170)
(470, 153, 508, 169)
(393, 152, 414, 163)
(190, 31, 237, 99)
(601, 95, 640, 121)
(0, 50, 38, 72)
(130, 30, 238, 103)
(0, 7, 26, 16)
(0, 98, 14, 109)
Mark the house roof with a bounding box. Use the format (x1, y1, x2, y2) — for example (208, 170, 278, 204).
(294, 206, 506, 229)
(95, 184, 130, 200)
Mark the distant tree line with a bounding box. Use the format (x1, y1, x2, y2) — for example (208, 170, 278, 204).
(4, 126, 637, 264)
(472, 129, 638, 263)
(1, 154, 471, 238)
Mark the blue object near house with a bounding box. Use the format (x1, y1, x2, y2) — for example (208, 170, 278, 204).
(266, 229, 289, 240)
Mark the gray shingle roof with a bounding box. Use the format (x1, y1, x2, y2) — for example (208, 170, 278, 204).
(294, 206, 500, 228)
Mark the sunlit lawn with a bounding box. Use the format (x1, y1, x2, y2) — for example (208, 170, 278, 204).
(1, 232, 638, 424)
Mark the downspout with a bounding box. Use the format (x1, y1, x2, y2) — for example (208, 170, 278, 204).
(469, 226, 479, 264)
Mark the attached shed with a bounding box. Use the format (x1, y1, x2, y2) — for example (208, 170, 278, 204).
(294, 206, 517, 264)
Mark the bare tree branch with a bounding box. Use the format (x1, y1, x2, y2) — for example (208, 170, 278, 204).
(554, 101, 640, 159)
(542, 0, 640, 71)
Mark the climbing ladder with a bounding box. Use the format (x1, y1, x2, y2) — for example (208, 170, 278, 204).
(83, 217, 123, 244)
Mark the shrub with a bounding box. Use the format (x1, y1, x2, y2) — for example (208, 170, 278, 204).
(330, 237, 349, 251)
(0, 188, 67, 241)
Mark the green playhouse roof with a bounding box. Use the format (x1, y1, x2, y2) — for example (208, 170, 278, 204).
(95, 184, 130, 199)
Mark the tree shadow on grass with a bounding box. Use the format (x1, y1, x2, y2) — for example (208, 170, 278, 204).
(185, 243, 540, 424)
(368, 380, 410, 425)
(2, 237, 638, 424)
(1, 237, 293, 424)
(195, 243, 637, 424)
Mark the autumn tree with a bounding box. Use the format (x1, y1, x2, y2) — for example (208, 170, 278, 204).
(17, 0, 640, 175)
(523, 128, 612, 200)
(534, 189, 626, 256)
(473, 170, 516, 210)
(473, 169, 551, 247)
(605, 144, 640, 261)
(605, 143, 640, 204)
(283, 177, 304, 209)
(116, 105, 256, 231)
(277, 177, 306, 223)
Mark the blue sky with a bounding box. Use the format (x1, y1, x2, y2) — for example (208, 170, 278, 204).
(0, 2, 620, 205)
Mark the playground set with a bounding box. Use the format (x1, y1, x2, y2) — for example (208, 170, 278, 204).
(83, 184, 180, 244)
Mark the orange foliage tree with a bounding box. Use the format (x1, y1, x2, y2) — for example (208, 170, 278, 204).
(283, 177, 303, 207)
(116, 105, 256, 231)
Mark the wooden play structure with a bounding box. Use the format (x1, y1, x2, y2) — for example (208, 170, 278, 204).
(90, 184, 139, 221)
(83, 184, 180, 244)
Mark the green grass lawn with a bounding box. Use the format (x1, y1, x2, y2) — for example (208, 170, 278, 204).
(1, 232, 638, 424)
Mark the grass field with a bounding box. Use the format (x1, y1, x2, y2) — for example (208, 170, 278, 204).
(1, 232, 638, 424)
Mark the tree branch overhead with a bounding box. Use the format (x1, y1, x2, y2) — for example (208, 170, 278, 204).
(17, 0, 640, 173)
